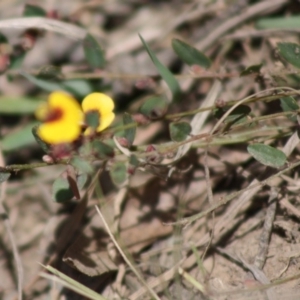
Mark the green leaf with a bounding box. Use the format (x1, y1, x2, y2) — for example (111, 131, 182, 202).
(0, 97, 42, 114)
(37, 65, 62, 79)
(85, 111, 100, 129)
(280, 96, 299, 121)
(139, 34, 181, 102)
(52, 174, 88, 203)
(172, 38, 211, 68)
(83, 34, 105, 68)
(62, 79, 93, 99)
(139, 96, 168, 119)
(109, 162, 127, 186)
(123, 113, 136, 146)
(20, 72, 93, 98)
(91, 140, 114, 159)
(23, 4, 46, 17)
(20, 71, 62, 92)
(256, 16, 300, 29)
(169, 122, 191, 142)
(0, 32, 8, 44)
(214, 105, 251, 125)
(0, 171, 10, 183)
(1, 121, 39, 152)
(240, 64, 263, 76)
(129, 154, 139, 167)
(71, 157, 93, 174)
(277, 42, 300, 69)
(247, 143, 287, 168)
(32, 125, 51, 153)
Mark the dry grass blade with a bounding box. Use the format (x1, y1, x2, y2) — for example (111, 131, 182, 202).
(0, 150, 23, 300)
(0, 17, 86, 40)
(95, 205, 160, 300)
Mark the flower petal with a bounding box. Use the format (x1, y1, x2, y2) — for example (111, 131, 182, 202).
(48, 91, 83, 124)
(82, 93, 115, 133)
(38, 122, 81, 144)
(82, 93, 114, 116)
(36, 91, 83, 144)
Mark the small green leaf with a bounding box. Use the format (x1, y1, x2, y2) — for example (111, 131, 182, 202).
(85, 111, 100, 129)
(62, 79, 93, 99)
(37, 65, 62, 79)
(23, 4, 46, 17)
(0, 97, 43, 114)
(278, 42, 300, 69)
(0, 171, 10, 183)
(280, 96, 299, 121)
(20, 71, 62, 92)
(139, 34, 181, 102)
(139, 96, 168, 119)
(256, 16, 300, 30)
(71, 157, 93, 174)
(83, 34, 105, 68)
(129, 154, 139, 167)
(32, 125, 51, 153)
(52, 174, 87, 203)
(110, 162, 127, 186)
(92, 140, 114, 159)
(0, 32, 8, 43)
(169, 122, 191, 142)
(240, 64, 263, 76)
(247, 143, 287, 168)
(123, 113, 136, 146)
(21, 72, 93, 98)
(1, 121, 39, 152)
(52, 177, 72, 202)
(214, 105, 251, 125)
(172, 38, 211, 68)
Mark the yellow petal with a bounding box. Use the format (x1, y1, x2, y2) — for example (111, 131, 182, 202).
(82, 93, 114, 115)
(48, 91, 83, 124)
(82, 93, 115, 133)
(35, 91, 83, 144)
(38, 122, 81, 144)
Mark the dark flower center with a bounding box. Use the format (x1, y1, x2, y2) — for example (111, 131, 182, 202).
(46, 107, 63, 122)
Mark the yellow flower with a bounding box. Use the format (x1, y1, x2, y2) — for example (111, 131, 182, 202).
(82, 93, 115, 135)
(36, 91, 83, 144)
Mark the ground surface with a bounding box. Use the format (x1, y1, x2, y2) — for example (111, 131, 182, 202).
(1, 1, 300, 300)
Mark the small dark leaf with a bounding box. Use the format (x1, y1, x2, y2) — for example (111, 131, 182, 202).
(32, 125, 51, 153)
(129, 154, 139, 167)
(21, 72, 92, 98)
(52, 174, 88, 203)
(91, 140, 115, 159)
(0, 32, 8, 43)
(169, 122, 191, 142)
(85, 111, 100, 129)
(37, 65, 62, 80)
(1, 121, 38, 152)
(278, 42, 300, 69)
(247, 143, 286, 168)
(123, 113, 136, 146)
(240, 64, 263, 76)
(172, 38, 211, 68)
(23, 4, 46, 17)
(20, 71, 62, 92)
(280, 96, 299, 121)
(256, 16, 300, 30)
(110, 162, 127, 186)
(139, 34, 181, 102)
(83, 34, 105, 68)
(71, 157, 93, 174)
(0, 171, 10, 183)
(214, 105, 251, 125)
(139, 96, 168, 119)
(0, 97, 43, 114)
